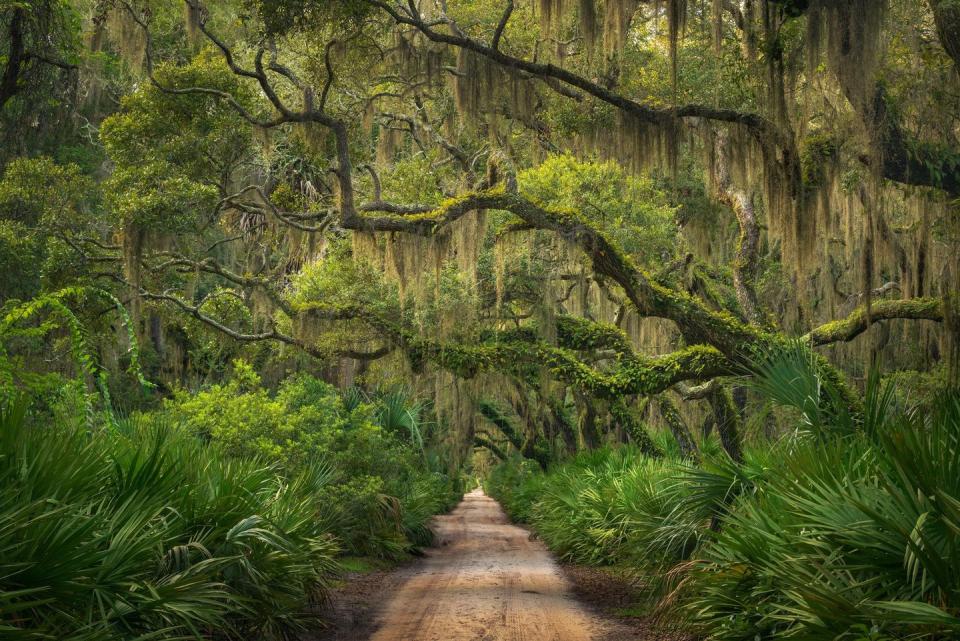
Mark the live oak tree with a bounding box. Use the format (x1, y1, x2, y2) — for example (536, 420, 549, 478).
(3, 0, 958, 463)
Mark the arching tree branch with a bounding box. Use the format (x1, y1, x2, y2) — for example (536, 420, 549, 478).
(140, 290, 394, 363)
(805, 298, 944, 346)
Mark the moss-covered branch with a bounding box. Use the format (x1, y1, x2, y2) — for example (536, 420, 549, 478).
(713, 129, 762, 324)
(555, 315, 633, 354)
(705, 385, 742, 462)
(478, 399, 550, 469)
(656, 394, 699, 459)
(357, 188, 945, 393)
(610, 400, 662, 457)
(804, 298, 944, 346)
(474, 435, 509, 461)
(355, 189, 771, 361)
(929, 0, 960, 68)
(478, 399, 524, 451)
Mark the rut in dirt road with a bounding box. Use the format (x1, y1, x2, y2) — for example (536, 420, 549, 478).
(368, 488, 601, 641)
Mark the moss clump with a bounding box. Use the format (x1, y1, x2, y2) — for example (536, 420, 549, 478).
(799, 132, 840, 187)
(556, 315, 632, 353)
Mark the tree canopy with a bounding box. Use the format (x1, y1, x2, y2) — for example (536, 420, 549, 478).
(1, 0, 957, 463)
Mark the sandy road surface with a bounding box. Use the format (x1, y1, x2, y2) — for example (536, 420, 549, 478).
(368, 488, 601, 641)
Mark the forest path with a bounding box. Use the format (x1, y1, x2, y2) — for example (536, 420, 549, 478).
(367, 488, 604, 641)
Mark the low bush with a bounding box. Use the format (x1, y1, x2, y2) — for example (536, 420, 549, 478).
(156, 363, 462, 557)
(488, 387, 960, 640)
(0, 364, 462, 639)
(0, 400, 339, 640)
(689, 393, 960, 640)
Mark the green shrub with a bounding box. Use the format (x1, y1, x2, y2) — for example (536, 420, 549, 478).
(688, 393, 960, 640)
(0, 399, 339, 640)
(156, 365, 461, 557)
(487, 385, 960, 640)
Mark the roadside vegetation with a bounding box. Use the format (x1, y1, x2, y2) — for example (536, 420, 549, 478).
(489, 351, 960, 640)
(1, 367, 461, 640)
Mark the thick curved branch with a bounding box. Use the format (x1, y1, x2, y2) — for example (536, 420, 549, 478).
(344, 190, 502, 233)
(353, 188, 769, 359)
(677, 378, 721, 400)
(474, 435, 508, 460)
(319, 38, 338, 110)
(610, 400, 661, 456)
(674, 377, 742, 461)
(358, 201, 435, 214)
(298, 300, 730, 397)
(478, 399, 524, 450)
(705, 385, 742, 462)
(869, 86, 960, 196)
(373, 179, 944, 359)
(929, 0, 960, 68)
(555, 315, 633, 355)
(804, 298, 944, 346)
(141, 290, 393, 362)
(340, 345, 396, 360)
(656, 394, 698, 459)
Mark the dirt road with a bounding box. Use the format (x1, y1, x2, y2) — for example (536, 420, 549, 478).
(367, 488, 603, 641)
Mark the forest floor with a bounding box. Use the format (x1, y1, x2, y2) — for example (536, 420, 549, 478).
(311, 488, 686, 641)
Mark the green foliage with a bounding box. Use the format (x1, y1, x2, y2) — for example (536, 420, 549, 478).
(488, 445, 705, 570)
(488, 386, 960, 640)
(288, 244, 399, 315)
(0, 398, 340, 640)
(105, 160, 219, 231)
(745, 338, 864, 438)
(100, 51, 253, 230)
(0, 287, 151, 409)
(485, 454, 547, 524)
(1, 364, 461, 637)
(246, 0, 371, 35)
(375, 151, 452, 206)
(518, 154, 679, 268)
(0, 156, 95, 229)
(155, 364, 460, 556)
(179, 288, 258, 378)
(0, 1, 85, 158)
(0, 157, 100, 297)
(688, 393, 960, 640)
(0, 220, 40, 300)
(372, 387, 428, 454)
(1, 1, 956, 638)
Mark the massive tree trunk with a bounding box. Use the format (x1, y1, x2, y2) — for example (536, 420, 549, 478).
(0, 8, 27, 110)
(929, 0, 960, 69)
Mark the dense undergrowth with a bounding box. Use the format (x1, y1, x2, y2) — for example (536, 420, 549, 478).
(488, 361, 960, 640)
(0, 363, 461, 640)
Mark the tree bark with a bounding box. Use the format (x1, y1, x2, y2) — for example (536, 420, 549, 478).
(0, 8, 27, 110)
